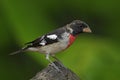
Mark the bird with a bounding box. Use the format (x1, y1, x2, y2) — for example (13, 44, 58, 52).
(10, 20, 92, 71)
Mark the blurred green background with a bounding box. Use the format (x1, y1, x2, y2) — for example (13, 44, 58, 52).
(0, 0, 120, 80)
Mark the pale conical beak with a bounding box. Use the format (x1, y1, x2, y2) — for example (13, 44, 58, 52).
(83, 27, 92, 33)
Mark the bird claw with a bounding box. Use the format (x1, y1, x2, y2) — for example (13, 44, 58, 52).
(50, 62, 60, 72)
(46, 54, 60, 72)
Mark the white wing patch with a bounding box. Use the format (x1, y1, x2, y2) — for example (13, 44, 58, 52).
(40, 42, 45, 46)
(47, 34, 57, 40)
(39, 40, 46, 46)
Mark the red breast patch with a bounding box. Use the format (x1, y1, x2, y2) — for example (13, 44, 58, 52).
(67, 34, 76, 48)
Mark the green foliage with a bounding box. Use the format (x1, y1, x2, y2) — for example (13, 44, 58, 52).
(0, 0, 120, 80)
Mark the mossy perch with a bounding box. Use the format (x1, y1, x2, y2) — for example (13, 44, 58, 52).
(30, 61, 80, 80)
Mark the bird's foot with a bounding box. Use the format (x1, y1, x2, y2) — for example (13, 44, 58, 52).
(50, 62, 61, 72)
(52, 56, 65, 68)
(46, 54, 60, 72)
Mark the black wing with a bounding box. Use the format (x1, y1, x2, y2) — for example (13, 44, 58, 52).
(32, 35, 58, 47)
(25, 27, 66, 47)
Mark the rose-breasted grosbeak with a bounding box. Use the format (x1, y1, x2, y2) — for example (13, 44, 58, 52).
(10, 20, 92, 70)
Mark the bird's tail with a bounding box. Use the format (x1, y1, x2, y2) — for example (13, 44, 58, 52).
(9, 46, 29, 55)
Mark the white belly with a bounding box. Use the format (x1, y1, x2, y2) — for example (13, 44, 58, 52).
(28, 41, 68, 55)
(39, 41, 68, 54)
